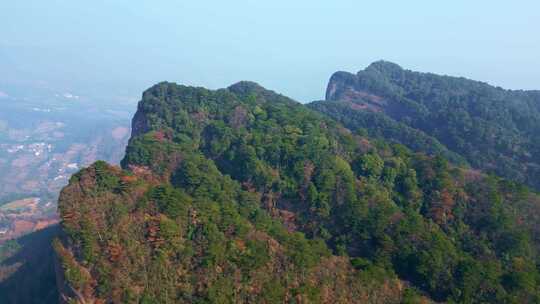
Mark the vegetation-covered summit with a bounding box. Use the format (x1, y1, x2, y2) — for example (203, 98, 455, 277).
(55, 81, 540, 303)
(312, 61, 540, 190)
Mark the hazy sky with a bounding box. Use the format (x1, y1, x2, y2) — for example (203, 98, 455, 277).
(1, 0, 539, 102)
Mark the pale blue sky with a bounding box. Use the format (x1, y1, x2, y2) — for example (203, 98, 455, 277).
(1, 0, 539, 102)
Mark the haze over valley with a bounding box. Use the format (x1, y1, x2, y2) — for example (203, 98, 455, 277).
(0, 85, 133, 241)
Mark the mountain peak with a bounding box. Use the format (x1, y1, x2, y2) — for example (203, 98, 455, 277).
(365, 60, 404, 74)
(227, 81, 267, 96)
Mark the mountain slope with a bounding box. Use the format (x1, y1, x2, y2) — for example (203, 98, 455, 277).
(54, 81, 540, 303)
(0, 226, 60, 303)
(311, 61, 540, 190)
(54, 83, 412, 303)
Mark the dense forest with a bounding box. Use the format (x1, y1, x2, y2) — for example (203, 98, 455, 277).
(52, 81, 540, 303)
(311, 61, 540, 191)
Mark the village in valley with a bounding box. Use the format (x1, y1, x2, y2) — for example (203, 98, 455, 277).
(0, 88, 133, 243)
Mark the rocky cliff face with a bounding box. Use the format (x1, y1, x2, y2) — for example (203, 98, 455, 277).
(326, 61, 404, 101)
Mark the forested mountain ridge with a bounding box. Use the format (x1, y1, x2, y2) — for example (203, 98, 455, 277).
(311, 61, 540, 190)
(54, 82, 413, 303)
(53, 81, 540, 303)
